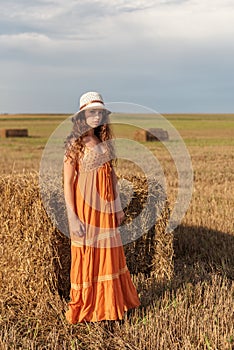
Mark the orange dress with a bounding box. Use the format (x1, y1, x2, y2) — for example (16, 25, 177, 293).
(65, 144, 140, 324)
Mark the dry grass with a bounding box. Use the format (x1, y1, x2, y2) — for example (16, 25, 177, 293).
(0, 114, 234, 349)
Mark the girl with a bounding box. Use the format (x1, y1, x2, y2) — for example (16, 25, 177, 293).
(63, 91, 140, 324)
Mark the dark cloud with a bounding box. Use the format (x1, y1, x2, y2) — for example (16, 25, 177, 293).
(0, 0, 234, 112)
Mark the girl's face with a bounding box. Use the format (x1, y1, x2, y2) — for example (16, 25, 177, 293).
(85, 108, 104, 128)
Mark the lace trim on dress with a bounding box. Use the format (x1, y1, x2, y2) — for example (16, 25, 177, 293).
(70, 265, 129, 290)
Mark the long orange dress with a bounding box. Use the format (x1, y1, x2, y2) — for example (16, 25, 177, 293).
(65, 143, 140, 324)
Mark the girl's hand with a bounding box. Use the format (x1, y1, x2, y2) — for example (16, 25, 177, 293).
(69, 216, 86, 238)
(116, 210, 125, 226)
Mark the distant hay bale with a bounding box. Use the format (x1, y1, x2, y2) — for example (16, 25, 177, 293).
(0, 172, 173, 319)
(134, 128, 169, 142)
(0, 128, 28, 137)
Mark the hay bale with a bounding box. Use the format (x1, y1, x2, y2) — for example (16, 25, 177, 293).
(0, 172, 173, 320)
(133, 129, 147, 142)
(134, 128, 169, 142)
(0, 173, 64, 324)
(119, 174, 173, 281)
(0, 128, 28, 137)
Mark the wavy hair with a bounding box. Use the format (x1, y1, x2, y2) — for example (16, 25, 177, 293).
(64, 110, 115, 165)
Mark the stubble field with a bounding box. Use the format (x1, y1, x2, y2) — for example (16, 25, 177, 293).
(0, 113, 234, 349)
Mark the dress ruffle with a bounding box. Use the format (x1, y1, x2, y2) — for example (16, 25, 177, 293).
(66, 245, 140, 323)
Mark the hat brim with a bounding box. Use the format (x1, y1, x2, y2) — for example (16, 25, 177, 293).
(73, 102, 111, 118)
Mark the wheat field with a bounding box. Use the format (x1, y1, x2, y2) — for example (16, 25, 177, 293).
(0, 113, 234, 349)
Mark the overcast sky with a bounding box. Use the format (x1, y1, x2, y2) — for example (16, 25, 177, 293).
(1, 0, 234, 113)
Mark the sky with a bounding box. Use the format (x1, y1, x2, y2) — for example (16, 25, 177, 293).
(0, 0, 234, 113)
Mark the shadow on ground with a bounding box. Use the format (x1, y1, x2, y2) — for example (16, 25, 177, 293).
(173, 224, 234, 284)
(138, 224, 234, 309)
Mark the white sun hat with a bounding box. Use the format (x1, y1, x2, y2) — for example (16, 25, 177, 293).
(74, 91, 111, 117)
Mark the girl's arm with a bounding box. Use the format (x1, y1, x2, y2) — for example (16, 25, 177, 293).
(63, 156, 85, 237)
(111, 166, 125, 226)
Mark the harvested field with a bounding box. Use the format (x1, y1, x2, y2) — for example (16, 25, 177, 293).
(0, 113, 234, 349)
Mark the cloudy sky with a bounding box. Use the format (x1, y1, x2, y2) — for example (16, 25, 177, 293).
(1, 0, 234, 113)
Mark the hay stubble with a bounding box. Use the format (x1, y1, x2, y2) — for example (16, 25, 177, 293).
(0, 114, 234, 349)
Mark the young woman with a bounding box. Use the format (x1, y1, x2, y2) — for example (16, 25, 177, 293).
(63, 91, 140, 324)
